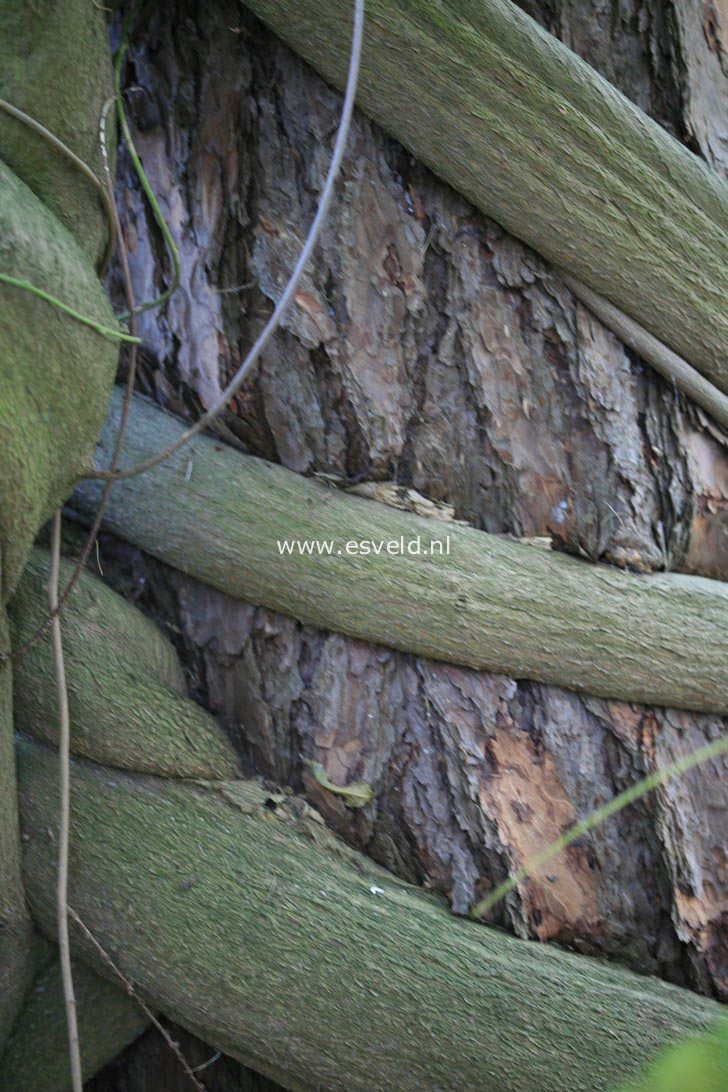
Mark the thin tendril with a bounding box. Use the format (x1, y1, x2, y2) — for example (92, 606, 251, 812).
(69, 909, 207, 1091)
(0, 97, 116, 273)
(50, 511, 83, 1092)
(0, 274, 139, 343)
(113, 0, 181, 319)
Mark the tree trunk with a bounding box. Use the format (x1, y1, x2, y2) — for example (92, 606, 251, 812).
(1, 0, 726, 1086)
(76, 0, 727, 1085)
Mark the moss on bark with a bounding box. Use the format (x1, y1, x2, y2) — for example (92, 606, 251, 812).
(0, 0, 114, 265)
(0, 3, 118, 1044)
(0, 163, 118, 601)
(0, 609, 36, 1050)
(0, 953, 150, 1091)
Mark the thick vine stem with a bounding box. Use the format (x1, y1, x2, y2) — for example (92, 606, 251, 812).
(0, 98, 115, 275)
(16, 736, 724, 1092)
(74, 389, 728, 714)
(0, 607, 36, 1052)
(10, 550, 727, 1089)
(0, 160, 118, 605)
(10, 551, 241, 781)
(0, 0, 119, 1058)
(561, 276, 728, 433)
(238, 0, 728, 391)
(9, 544, 725, 1092)
(0, 0, 115, 267)
(4, 97, 142, 669)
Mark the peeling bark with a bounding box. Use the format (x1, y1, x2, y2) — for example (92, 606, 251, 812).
(172, 573, 727, 994)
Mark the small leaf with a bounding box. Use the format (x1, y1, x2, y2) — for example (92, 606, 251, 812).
(304, 760, 373, 809)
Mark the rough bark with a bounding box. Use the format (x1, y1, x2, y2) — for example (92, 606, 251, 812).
(672, 0, 728, 177)
(114, 0, 728, 580)
(233, 0, 728, 387)
(560, 276, 728, 434)
(0, 0, 724, 1083)
(88, 19, 728, 1087)
(34, 0, 726, 1084)
(74, 389, 728, 714)
(174, 571, 728, 986)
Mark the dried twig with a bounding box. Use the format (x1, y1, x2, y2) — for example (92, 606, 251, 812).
(50, 510, 82, 1092)
(562, 274, 728, 433)
(68, 909, 207, 1092)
